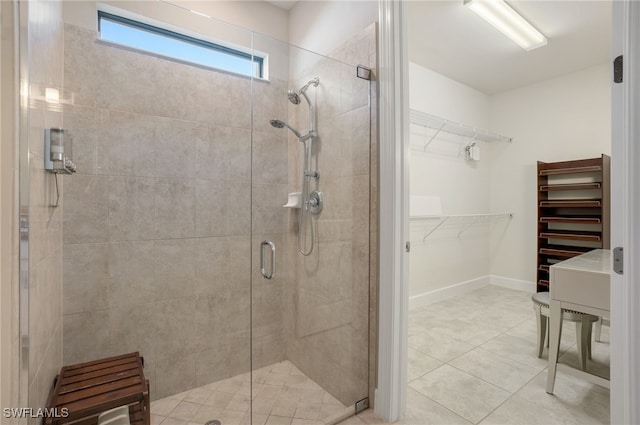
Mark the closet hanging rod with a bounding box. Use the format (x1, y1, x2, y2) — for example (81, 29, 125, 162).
(411, 213, 514, 220)
(410, 109, 513, 145)
(411, 213, 514, 241)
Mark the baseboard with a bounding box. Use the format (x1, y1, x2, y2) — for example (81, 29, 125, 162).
(490, 275, 536, 293)
(409, 275, 536, 310)
(409, 275, 490, 310)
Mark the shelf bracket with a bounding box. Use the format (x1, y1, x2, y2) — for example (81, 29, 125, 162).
(424, 122, 447, 151)
(415, 213, 513, 242)
(423, 217, 448, 241)
(457, 216, 479, 239)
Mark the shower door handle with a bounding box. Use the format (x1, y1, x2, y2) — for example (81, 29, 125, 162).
(260, 240, 276, 280)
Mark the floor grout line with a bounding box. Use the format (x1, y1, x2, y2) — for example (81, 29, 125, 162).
(405, 387, 474, 425)
(151, 360, 349, 425)
(473, 368, 543, 425)
(404, 285, 610, 425)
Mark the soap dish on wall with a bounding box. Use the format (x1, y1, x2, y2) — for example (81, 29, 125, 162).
(283, 192, 302, 208)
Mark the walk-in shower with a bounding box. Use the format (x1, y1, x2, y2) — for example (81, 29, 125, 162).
(271, 78, 321, 256)
(17, 1, 374, 423)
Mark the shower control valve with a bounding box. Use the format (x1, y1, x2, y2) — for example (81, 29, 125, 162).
(308, 191, 323, 215)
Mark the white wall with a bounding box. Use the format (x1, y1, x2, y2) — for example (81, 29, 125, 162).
(489, 63, 611, 285)
(288, 0, 377, 55)
(408, 62, 611, 301)
(408, 63, 493, 300)
(173, 0, 289, 42)
(410, 63, 490, 128)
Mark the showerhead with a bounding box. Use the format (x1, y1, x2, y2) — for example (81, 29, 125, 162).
(270, 119, 286, 129)
(270, 119, 304, 140)
(287, 78, 319, 105)
(299, 77, 319, 94)
(287, 91, 301, 105)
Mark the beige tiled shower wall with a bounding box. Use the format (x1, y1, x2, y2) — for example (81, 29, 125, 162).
(26, 1, 65, 420)
(285, 23, 377, 407)
(61, 24, 289, 400)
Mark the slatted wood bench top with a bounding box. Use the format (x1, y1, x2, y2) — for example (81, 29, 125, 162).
(45, 352, 150, 425)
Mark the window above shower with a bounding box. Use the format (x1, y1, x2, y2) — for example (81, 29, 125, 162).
(98, 10, 265, 79)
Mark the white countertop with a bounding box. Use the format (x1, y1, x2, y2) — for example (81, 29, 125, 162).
(547, 248, 612, 392)
(551, 249, 611, 275)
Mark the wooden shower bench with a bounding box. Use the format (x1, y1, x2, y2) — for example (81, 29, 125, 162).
(44, 352, 150, 425)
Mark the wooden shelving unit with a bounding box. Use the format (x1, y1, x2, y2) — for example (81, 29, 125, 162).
(539, 216, 602, 224)
(536, 155, 610, 292)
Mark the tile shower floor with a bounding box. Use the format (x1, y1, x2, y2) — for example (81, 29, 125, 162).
(151, 361, 351, 425)
(343, 285, 610, 425)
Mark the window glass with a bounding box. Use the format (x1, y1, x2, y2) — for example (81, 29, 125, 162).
(98, 11, 263, 78)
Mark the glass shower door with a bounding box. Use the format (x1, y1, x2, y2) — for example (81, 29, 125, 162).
(59, 5, 255, 423)
(250, 31, 373, 424)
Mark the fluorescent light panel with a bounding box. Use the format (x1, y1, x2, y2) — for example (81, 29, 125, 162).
(465, 0, 547, 51)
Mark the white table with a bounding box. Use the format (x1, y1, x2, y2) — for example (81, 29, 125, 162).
(546, 249, 611, 393)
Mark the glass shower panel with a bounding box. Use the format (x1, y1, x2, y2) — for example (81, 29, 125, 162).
(54, 0, 372, 422)
(251, 33, 372, 424)
(60, 3, 253, 415)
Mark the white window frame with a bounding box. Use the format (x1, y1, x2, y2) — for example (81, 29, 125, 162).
(97, 5, 268, 80)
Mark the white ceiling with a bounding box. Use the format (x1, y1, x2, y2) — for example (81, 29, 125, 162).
(265, 0, 298, 11)
(408, 1, 611, 95)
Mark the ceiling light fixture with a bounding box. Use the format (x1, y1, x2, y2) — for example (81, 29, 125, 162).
(464, 0, 547, 51)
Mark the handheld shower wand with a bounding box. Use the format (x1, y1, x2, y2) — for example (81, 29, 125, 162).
(269, 120, 315, 142)
(270, 77, 321, 256)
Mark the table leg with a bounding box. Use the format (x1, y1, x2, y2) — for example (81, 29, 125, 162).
(535, 305, 546, 358)
(145, 379, 150, 425)
(576, 317, 591, 371)
(594, 317, 602, 342)
(546, 299, 563, 394)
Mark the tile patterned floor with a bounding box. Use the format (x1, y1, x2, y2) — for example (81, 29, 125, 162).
(151, 361, 351, 425)
(342, 285, 610, 425)
(152, 285, 610, 425)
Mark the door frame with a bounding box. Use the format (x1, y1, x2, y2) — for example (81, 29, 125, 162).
(0, 0, 19, 412)
(610, 1, 640, 424)
(376, 0, 640, 422)
(375, 0, 410, 422)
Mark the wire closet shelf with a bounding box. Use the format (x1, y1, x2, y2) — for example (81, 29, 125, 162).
(410, 109, 513, 150)
(411, 213, 514, 241)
